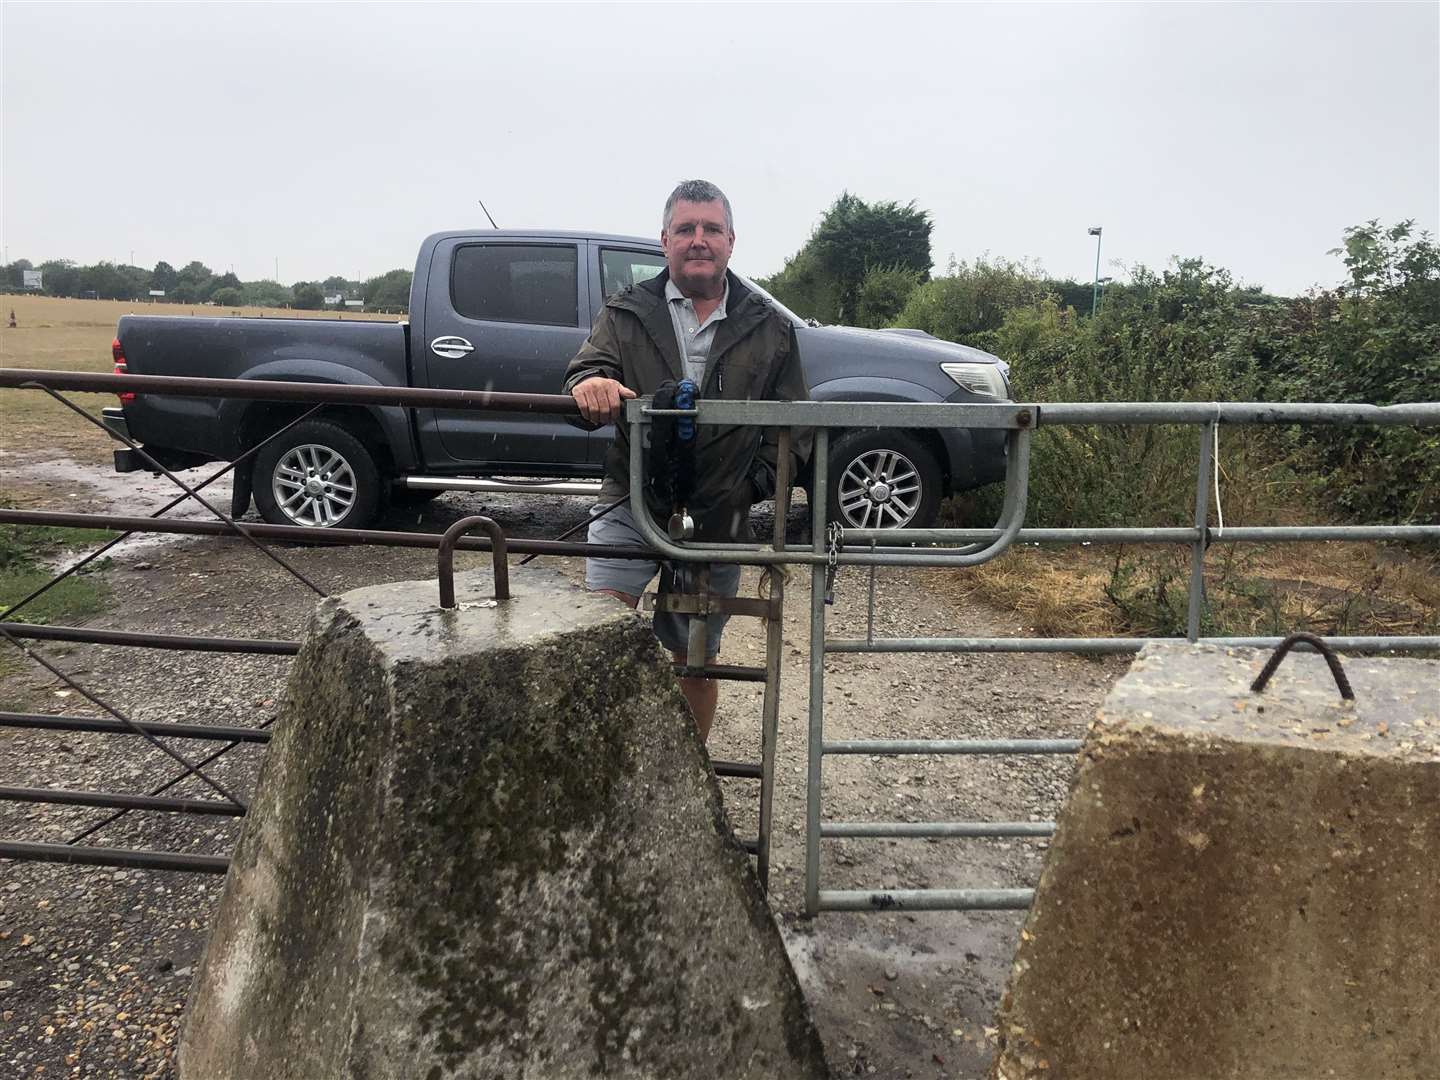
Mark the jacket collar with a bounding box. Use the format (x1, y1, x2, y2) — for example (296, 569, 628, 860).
(610, 269, 772, 377)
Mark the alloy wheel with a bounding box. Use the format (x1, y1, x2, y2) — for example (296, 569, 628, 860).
(271, 444, 358, 527)
(836, 448, 923, 528)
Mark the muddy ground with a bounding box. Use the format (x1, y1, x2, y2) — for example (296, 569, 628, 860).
(0, 454, 1128, 1079)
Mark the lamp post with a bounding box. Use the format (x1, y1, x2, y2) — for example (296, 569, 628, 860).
(1088, 226, 1103, 316)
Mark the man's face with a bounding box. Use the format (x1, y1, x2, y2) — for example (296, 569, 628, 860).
(661, 199, 734, 297)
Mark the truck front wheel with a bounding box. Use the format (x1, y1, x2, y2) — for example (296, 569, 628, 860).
(826, 429, 941, 530)
(252, 419, 382, 530)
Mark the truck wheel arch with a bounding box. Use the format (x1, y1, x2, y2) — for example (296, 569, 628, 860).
(217, 361, 418, 473)
(805, 376, 954, 501)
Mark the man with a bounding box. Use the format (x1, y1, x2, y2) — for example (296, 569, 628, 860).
(564, 179, 810, 741)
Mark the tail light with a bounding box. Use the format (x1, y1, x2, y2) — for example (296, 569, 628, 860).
(112, 337, 135, 402)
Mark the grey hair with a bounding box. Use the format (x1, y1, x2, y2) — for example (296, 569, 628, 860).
(662, 180, 733, 234)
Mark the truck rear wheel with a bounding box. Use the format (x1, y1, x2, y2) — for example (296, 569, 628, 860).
(252, 419, 382, 530)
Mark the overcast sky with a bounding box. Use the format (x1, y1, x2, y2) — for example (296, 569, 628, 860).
(3, 2, 1436, 295)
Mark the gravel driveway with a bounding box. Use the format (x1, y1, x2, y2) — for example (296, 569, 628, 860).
(0, 459, 1128, 1079)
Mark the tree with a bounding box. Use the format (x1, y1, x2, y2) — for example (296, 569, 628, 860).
(77, 262, 136, 300)
(291, 282, 325, 310)
(117, 263, 152, 299)
(241, 279, 291, 308)
(177, 260, 213, 284)
(760, 192, 933, 325)
(2, 259, 33, 290)
(174, 261, 214, 303)
(361, 269, 413, 312)
(211, 286, 244, 307)
(197, 271, 241, 303)
(809, 193, 933, 323)
(151, 261, 178, 294)
(758, 248, 842, 324)
(39, 260, 79, 297)
(1039, 277, 1096, 315)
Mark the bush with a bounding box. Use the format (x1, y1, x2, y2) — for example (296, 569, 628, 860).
(1267, 222, 1440, 523)
(758, 248, 841, 324)
(855, 265, 921, 328)
(892, 256, 1052, 347)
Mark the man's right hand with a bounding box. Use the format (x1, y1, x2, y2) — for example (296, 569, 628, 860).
(572, 377, 637, 425)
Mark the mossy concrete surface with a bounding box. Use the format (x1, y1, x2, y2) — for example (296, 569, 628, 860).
(179, 567, 828, 1079)
(993, 643, 1440, 1080)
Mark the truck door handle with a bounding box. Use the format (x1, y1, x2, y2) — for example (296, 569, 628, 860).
(430, 335, 475, 360)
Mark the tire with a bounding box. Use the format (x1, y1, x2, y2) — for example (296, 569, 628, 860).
(826, 429, 942, 530)
(252, 419, 383, 529)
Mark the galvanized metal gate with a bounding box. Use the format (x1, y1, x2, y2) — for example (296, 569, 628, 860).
(618, 396, 1440, 916)
(2, 367, 1437, 918)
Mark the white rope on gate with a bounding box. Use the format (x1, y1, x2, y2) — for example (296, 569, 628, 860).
(1212, 406, 1225, 538)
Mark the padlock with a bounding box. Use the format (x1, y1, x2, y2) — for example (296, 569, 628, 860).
(668, 511, 695, 541)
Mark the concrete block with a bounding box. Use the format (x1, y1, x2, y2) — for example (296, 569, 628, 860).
(180, 568, 827, 1079)
(994, 642, 1440, 1080)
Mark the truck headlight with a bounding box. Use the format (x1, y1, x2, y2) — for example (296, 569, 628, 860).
(940, 362, 1008, 398)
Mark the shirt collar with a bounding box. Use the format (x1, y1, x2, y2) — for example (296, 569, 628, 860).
(665, 276, 728, 316)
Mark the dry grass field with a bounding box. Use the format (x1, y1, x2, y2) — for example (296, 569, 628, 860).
(927, 541, 1438, 641)
(0, 293, 397, 466)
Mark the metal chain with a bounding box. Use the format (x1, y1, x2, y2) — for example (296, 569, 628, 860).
(823, 521, 842, 605)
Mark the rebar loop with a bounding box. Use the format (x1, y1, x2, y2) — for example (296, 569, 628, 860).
(438, 515, 510, 607)
(1250, 632, 1355, 701)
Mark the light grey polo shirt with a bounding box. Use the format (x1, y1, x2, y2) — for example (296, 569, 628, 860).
(665, 277, 729, 386)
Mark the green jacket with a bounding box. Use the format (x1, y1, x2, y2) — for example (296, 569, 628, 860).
(563, 269, 812, 541)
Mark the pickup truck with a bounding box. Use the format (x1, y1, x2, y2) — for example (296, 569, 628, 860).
(103, 229, 1011, 531)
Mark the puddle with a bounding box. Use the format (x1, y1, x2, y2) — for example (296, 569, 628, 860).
(3, 452, 238, 562)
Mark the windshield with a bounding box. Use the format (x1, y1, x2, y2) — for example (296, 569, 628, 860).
(737, 275, 807, 328)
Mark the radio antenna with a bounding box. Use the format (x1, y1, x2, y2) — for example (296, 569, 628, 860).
(477, 199, 499, 229)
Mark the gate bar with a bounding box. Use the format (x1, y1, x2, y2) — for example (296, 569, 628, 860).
(806, 429, 830, 917)
(0, 711, 271, 743)
(822, 822, 1056, 838)
(0, 368, 584, 415)
(843, 525, 1440, 545)
(819, 888, 1035, 911)
(0, 785, 247, 816)
(0, 840, 229, 874)
(826, 635, 1440, 654)
(824, 738, 1082, 755)
(0, 508, 659, 562)
(3, 622, 301, 654)
(1186, 422, 1215, 641)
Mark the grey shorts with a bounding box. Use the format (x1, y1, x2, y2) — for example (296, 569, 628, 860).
(585, 502, 741, 660)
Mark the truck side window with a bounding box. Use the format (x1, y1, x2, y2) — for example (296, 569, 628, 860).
(451, 244, 578, 326)
(600, 249, 667, 299)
